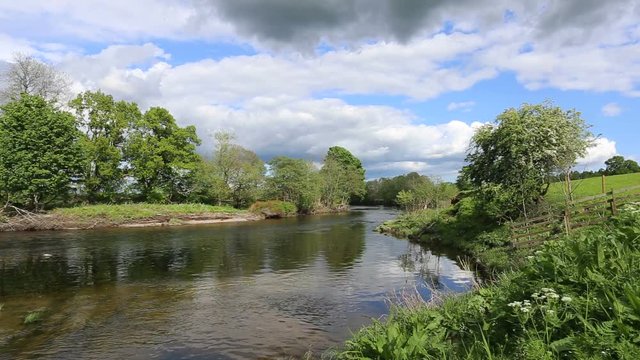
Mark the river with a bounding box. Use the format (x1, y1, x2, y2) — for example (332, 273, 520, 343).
(0, 208, 475, 359)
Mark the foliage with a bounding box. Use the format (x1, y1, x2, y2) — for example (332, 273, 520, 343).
(342, 205, 640, 359)
(69, 90, 141, 202)
(265, 156, 321, 213)
(360, 172, 457, 207)
(0, 53, 70, 104)
(125, 107, 201, 202)
(0, 94, 83, 210)
(320, 146, 366, 208)
(604, 155, 640, 175)
(211, 132, 265, 208)
(461, 101, 592, 219)
(249, 200, 297, 218)
(186, 156, 229, 205)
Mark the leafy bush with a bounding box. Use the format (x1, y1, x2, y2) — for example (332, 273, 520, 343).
(249, 200, 297, 218)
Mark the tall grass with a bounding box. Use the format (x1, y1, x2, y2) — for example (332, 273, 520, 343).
(340, 203, 640, 359)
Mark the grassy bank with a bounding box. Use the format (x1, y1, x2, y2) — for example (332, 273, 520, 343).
(1, 203, 253, 232)
(52, 203, 242, 220)
(340, 204, 640, 359)
(376, 198, 516, 271)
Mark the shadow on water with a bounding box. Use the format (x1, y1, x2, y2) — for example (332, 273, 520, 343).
(0, 209, 476, 359)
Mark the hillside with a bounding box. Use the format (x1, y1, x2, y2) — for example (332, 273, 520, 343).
(546, 172, 640, 203)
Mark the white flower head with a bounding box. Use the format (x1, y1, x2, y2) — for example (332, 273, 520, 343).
(561, 296, 572, 303)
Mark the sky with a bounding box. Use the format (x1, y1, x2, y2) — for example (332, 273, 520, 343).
(0, 0, 638, 180)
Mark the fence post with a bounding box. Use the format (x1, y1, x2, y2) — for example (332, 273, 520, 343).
(602, 174, 606, 194)
(610, 188, 617, 216)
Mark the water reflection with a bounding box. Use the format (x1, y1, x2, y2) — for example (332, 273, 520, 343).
(0, 210, 474, 359)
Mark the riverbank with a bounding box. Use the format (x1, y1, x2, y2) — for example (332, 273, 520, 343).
(0, 203, 261, 232)
(375, 201, 519, 272)
(338, 204, 640, 359)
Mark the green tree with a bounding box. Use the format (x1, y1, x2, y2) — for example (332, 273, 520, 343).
(211, 132, 264, 207)
(604, 155, 640, 175)
(462, 101, 592, 219)
(320, 146, 366, 208)
(69, 90, 141, 202)
(0, 94, 83, 210)
(187, 156, 229, 204)
(125, 107, 201, 202)
(265, 156, 321, 213)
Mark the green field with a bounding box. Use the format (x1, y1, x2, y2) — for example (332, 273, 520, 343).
(52, 203, 242, 221)
(546, 172, 640, 203)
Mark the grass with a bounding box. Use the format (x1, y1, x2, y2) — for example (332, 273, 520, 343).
(51, 203, 243, 221)
(340, 205, 640, 359)
(546, 172, 640, 204)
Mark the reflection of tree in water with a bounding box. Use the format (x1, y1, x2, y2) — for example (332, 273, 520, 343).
(322, 223, 365, 271)
(0, 216, 367, 296)
(398, 244, 444, 290)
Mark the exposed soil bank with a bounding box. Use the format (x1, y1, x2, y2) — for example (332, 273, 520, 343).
(0, 212, 263, 232)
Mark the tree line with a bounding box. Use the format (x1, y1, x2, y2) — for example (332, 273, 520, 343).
(0, 91, 366, 212)
(566, 155, 640, 180)
(357, 172, 457, 211)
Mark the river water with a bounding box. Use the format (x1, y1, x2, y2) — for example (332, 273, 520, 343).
(0, 208, 475, 359)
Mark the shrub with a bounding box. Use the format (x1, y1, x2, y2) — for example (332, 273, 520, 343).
(249, 200, 297, 218)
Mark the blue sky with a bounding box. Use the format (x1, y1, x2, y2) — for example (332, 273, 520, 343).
(0, 0, 638, 180)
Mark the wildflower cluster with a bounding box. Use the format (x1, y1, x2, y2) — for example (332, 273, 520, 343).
(508, 287, 573, 331)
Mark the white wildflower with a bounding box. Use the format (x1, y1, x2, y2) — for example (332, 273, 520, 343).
(561, 296, 572, 303)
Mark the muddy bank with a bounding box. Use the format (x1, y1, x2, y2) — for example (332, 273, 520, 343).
(0, 212, 263, 232)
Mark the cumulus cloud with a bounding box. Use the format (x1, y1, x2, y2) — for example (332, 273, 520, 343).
(1, 1, 636, 178)
(196, 0, 638, 49)
(171, 97, 480, 179)
(577, 138, 617, 167)
(447, 101, 475, 112)
(602, 103, 622, 117)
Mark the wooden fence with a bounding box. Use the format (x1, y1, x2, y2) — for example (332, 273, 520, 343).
(509, 184, 640, 248)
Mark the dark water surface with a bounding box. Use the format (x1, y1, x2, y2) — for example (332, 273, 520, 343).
(0, 208, 474, 359)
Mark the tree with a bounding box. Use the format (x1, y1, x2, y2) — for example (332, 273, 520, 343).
(604, 155, 640, 175)
(125, 107, 201, 202)
(69, 90, 141, 202)
(0, 94, 83, 210)
(320, 146, 366, 208)
(187, 156, 229, 205)
(211, 132, 265, 207)
(461, 102, 592, 219)
(0, 53, 71, 104)
(265, 156, 321, 213)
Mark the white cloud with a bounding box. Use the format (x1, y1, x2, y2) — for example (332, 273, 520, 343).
(577, 138, 617, 167)
(187, 97, 480, 178)
(447, 101, 476, 112)
(1, 0, 636, 179)
(601, 103, 622, 117)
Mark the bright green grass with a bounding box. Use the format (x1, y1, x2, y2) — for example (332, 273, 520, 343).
(546, 172, 640, 204)
(52, 203, 243, 221)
